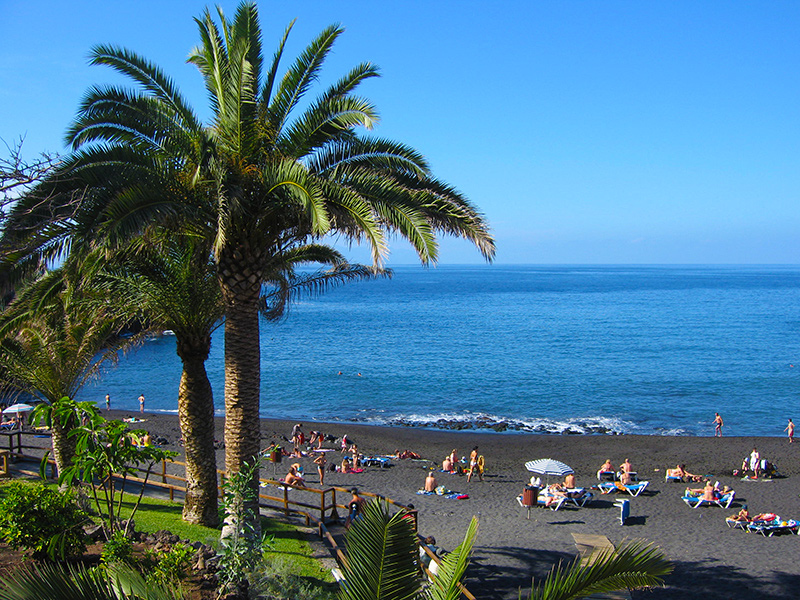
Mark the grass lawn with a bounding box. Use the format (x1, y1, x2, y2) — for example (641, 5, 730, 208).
(0, 481, 333, 582)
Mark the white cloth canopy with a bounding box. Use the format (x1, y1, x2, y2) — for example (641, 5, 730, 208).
(525, 458, 574, 477)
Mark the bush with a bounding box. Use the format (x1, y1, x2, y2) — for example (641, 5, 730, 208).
(141, 543, 194, 586)
(101, 531, 134, 566)
(0, 482, 87, 560)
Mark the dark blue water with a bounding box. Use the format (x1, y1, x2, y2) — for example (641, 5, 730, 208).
(80, 265, 800, 436)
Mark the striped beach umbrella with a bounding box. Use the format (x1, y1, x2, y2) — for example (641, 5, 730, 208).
(525, 458, 573, 483)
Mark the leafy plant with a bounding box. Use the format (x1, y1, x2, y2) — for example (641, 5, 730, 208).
(60, 412, 177, 538)
(251, 556, 336, 600)
(216, 456, 265, 597)
(100, 531, 134, 566)
(141, 543, 194, 587)
(0, 481, 87, 560)
(0, 562, 182, 600)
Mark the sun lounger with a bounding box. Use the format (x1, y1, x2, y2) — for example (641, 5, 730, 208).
(726, 517, 749, 530)
(516, 493, 567, 511)
(747, 518, 799, 537)
(665, 470, 682, 483)
(566, 488, 594, 507)
(682, 491, 735, 509)
(614, 499, 630, 525)
(598, 481, 649, 497)
(597, 470, 615, 482)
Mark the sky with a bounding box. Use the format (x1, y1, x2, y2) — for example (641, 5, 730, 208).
(2, 1, 799, 265)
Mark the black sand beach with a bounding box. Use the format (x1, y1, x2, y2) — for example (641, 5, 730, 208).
(31, 411, 800, 599)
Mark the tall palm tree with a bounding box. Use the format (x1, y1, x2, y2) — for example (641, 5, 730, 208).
(6, 2, 495, 495)
(101, 232, 379, 527)
(0, 256, 127, 478)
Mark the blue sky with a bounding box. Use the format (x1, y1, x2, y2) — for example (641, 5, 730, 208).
(2, 2, 799, 264)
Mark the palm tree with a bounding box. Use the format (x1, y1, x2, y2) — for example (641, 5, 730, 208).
(101, 232, 379, 527)
(0, 256, 127, 478)
(6, 2, 495, 497)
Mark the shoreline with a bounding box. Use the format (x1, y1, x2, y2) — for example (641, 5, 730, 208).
(38, 411, 800, 598)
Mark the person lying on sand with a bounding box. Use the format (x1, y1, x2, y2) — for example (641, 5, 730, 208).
(394, 449, 422, 460)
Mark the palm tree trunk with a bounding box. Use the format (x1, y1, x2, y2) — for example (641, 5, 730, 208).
(176, 335, 219, 527)
(219, 247, 263, 530)
(51, 417, 76, 483)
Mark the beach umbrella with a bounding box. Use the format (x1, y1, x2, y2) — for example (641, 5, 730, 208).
(525, 458, 573, 485)
(2, 403, 35, 415)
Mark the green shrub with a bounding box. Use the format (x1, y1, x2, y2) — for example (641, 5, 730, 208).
(0, 482, 87, 560)
(141, 543, 194, 586)
(101, 531, 134, 566)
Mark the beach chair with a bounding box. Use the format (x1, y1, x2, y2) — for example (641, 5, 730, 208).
(566, 488, 594, 508)
(682, 491, 735, 509)
(516, 493, 567, 512)
(599, 481, 649, 497)
(615, 499, 630, 525)
(747, 517, 799, 537)
(597, 470, 615, 482)
(665, 470, 682, 483)
(726, 516, 749, 530)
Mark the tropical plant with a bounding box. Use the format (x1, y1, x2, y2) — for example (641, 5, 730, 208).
(3, 0, 494, 525)
(216, 455, 264, 598)
(526, 540, 673, 600)
(0, 481, 88, 561)
(338, 499, 478, 600)
(60, 411, 177, 538)
(140, 543, 195, 587)
(0, 257, 128, 477)
(0, 562, 182, 600)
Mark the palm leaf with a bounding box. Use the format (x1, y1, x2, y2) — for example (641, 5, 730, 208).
(338, 499, 420, 600)
(529, 540, 673, 600)
(425, 516, 478, 600)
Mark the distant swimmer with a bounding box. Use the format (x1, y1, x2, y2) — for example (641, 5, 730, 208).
(713, 412, 723, 437)
(357, 372, 362, 377)
(337, 371, 343, 375)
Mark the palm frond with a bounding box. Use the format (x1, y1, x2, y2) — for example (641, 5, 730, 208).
(529, 540, 673, 600)
(425, 517, 478, 600)
(338, 499, 420, 600)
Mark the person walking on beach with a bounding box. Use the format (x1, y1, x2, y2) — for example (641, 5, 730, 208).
(785, 418, 794, 443)
(105, 393, 111, 411)
(313, 451, 328, 485)
(713, 412, 723, 437)
(138, 393, 145, 413)
(467, 446, 483, 482)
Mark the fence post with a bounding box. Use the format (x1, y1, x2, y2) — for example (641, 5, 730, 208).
(283, 484, 289, 517)
(161, 459, 167, 484)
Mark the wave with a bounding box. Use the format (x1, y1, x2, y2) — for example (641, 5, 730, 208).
(326, 411, 671, 435)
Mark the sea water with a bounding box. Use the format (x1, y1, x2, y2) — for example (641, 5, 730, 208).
(80, 265, 800, 437)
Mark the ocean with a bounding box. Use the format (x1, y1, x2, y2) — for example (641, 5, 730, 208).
(80, 265, 800, 437)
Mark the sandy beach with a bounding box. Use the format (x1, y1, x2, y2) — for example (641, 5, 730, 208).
(26, 410, 800, 599)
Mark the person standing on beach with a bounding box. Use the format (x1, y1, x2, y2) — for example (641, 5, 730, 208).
(313, 452, 328, 485)
(785, 419, 794, 443)
(105, 394, 111, 411)
(713, 412, 723, 437)
(138, 393, 145, 413)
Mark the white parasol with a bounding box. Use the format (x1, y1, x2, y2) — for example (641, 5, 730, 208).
(525, 458, 574, 485)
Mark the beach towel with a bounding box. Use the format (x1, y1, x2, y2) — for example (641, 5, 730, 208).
(416, 486, 469, 500)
